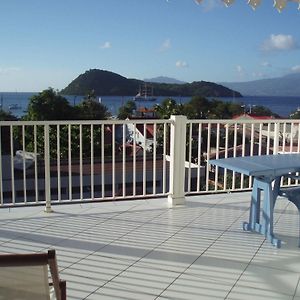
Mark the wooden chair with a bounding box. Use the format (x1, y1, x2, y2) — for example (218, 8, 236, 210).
(0, 249, 66, 300)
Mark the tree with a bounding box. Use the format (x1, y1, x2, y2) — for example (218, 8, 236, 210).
(0, 110, 18, 154)
(20, 89, 109, 159)
(74, 91, 110, 120)
(118, 100, 136, 119)
(75, 99, 110, 120)
(0, 110, 18, 121)
(24, 88, 74, 121)
(154, 98, 183, 119)
(290, 109, 300, 119)
(250, 105, 274, 116)
(183, 96, 211, 119)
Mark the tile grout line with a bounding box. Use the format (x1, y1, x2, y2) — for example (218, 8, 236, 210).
(154, 196, 250, 299)
(224, 199, 296, 299)
(83, 197, 230, 299)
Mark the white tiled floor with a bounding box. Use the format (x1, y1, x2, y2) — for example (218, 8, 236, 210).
(0, 192, 299, 300)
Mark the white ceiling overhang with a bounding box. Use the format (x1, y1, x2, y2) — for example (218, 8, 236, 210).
(193, 0, 300, 12)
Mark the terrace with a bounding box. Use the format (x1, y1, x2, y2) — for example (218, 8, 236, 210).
(0, 116, 300, 299)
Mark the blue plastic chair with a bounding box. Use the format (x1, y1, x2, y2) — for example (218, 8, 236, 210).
(278, 186, 300, 247)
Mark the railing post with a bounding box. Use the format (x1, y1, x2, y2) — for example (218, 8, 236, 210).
(168, 115, 187, 207)
(273, 122, 279, 154)
(44, 124, 52, 213)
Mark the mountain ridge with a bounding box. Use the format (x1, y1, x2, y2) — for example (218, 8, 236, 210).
(221, 73, 300, 96)
(144, 76, 186, 84)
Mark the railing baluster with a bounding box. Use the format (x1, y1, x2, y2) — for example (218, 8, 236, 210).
(122, 124, 126, 197)
(34, 125, 38, 203)
(0, 126, 3, 205)
(162, 123, 167, 194)
(22, 125, 27, 203)
(249, 123, 254, 188)
(241, 123, 246, 189)
(205, 123, 211, 192)
(232, 123, 237, 190)
(153, 123, 157, 195)
(258, 123, 262, 155)
(283, 122, 287, 152)
(196, 123, 202, 192)
(91, 124, 94, 200)
(223, 123, 228, 190)
(133, 123, 136, 196)
(68, 124, 72, 201)
(10, 125, 15, 205)
(112, 124, 115, 198)
(79, 124, 83, 201)
(188, 123, 192, 193)
(143, 123, 146, 196)
(44, 124, 52, 212)
(101, 124, 105, 198)
(266, 123, 271, 155)
(215, 123, 220, 191)
(57, 125, 61, 202)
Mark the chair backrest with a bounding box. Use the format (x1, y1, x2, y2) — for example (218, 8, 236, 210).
(0, 249, 66, 300)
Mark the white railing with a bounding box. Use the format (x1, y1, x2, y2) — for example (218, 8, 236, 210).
(0, 117, 299, 209)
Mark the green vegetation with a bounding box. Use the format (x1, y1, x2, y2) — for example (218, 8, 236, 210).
(0, 110, 18, 121)
(23, 88, 110, 121)
(289, 108, 300, 119)
(154, 96, 246, 119)
(14, 88, 111, 158)
(154, 98, 183, 119)
(61, 69, 242, 98)
(118, 100, 136, 120)
(118, 95, 278, 121)
(24, 88, 74, 120)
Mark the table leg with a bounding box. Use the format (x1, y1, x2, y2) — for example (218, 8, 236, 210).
(243, 178, 260, 231)
(243, 177, 281, 248)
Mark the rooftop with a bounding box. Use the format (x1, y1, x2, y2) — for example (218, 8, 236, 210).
(1, 192, 299, 300)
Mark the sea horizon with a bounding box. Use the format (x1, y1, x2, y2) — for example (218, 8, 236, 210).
(0, 92, 300, 119)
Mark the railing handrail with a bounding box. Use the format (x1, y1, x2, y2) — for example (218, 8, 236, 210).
(0, 119, 172, 126)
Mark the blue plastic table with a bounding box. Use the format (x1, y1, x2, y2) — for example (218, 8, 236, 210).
(209, 154, 300, 248)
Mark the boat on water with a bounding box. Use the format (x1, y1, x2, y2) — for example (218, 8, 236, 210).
(134, 83, 156, 102)
(9, 104, 22, 110)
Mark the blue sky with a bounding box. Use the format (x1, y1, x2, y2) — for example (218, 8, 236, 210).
(0, 0, 300, 91)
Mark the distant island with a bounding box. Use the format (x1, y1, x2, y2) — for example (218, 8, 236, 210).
(144, 76, 187, 84)
(221, 72, 300, 97)
(61, 69, 242, 98)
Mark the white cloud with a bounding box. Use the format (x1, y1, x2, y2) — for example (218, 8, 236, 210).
(159, 39, 171, 52)
(176, 60, 188, 68)
(196, 0, 224, 11)
(291, 65, 300, 72)
(261, 61, 272, 67)
(252, 72, 264, 78)
(262, 34, 298, 51)
(100, 41, 111, 49)
(0, 67, 21, 75)
(235, 65, 247, 79)
(236, 65, 243, 73)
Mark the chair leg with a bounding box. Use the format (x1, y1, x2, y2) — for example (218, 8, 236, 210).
(59, 280, 66, 300)
(286, 198, 300, 247)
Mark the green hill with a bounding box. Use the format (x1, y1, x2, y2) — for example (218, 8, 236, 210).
(61, 69, 242, 97)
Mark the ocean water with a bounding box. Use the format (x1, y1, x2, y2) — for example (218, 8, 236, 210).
(0, 92, 299, 118)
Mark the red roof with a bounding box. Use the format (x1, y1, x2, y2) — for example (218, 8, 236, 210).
(232, 113, 274, 120)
